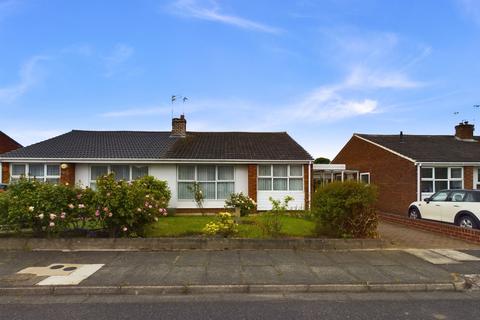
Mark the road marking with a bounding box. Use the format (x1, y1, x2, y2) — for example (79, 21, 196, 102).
(404, 249, 460, 264)
(36, 264, 104, 286)
(430, 249, 480, 262)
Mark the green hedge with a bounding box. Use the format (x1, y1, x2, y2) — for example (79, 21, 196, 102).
(312, 181, 378, 238)
(0, 174, 171, 237)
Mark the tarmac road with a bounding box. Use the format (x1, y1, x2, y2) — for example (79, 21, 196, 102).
(1, 292, 480, 320)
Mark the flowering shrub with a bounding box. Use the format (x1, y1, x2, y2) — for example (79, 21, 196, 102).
(93, 174, 170, 237)
(1, 178, 79, 235)
(203, 212, 238, 237)
(0, 175, 171, 237)
(224, 192, 256, 216)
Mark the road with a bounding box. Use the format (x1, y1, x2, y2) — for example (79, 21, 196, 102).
(1, 292, 480, 320)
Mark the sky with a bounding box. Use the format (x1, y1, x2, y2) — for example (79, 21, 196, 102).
(1, 0, 480, 159)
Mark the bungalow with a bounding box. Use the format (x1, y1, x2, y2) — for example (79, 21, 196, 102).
(0, 116, 313, 212)
(332, 122, 480, 215)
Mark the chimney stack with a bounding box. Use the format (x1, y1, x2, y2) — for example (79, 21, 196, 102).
(171, 114, 187, 138)
(454, 121, 475, 141)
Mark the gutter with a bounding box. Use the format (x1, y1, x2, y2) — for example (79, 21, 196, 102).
(0, 158, 313, 164)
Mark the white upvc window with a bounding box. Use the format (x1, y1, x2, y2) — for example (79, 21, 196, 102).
(476, 167, 480, 190)
(177, 165, 235, 200)
(89, 164, 149, 188)
(10, 163, 60, 184)
(420, 167, 463, 194)
(257, 164, 304, 191)
(360, 172, 370, 184)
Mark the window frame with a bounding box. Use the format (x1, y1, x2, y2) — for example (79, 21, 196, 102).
(89, 164, 149, 187)
(359, 172, 371, 184)
(257, 164, 304, 191)
(420, 167, 463, 194)
(9, 163, 61, 184)
(177, 165, 235, 200)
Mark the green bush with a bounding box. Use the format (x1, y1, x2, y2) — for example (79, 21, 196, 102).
(224, 192, 256, 216)
(258, 196, 294, 238)
(203, 212, 238, 237)
(0, 174, 171, 238)
(312, 181, 378, 238)
(94, 174, 170, 237)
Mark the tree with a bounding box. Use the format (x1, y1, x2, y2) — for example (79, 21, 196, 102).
(314, 157, 331, 164)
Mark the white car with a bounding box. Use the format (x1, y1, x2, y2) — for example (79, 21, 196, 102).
(408, 189, 480, 229)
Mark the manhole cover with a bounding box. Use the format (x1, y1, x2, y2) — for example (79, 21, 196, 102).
(63, 267, 77, 271)
(50, 265, 64, 270)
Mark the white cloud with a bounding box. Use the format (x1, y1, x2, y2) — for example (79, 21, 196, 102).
(168, 0, 281, 34)
(345, 66, 424, 89)
(0, 55, 49, 103)
(103, 43, 134, 77)
(279, 65, 422, 123)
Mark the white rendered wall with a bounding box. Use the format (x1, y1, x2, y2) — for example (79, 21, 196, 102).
(257, 191, 305, 211)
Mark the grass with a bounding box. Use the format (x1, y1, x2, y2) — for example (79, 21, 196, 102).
(145, 214, 316, 238)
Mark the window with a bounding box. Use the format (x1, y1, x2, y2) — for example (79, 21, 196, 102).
(430, 191, 449, 201)
(10, 164, 60, 184)
(420, 167, 463, 193)
(177, 165, 235, 200)
(360, 173, 370, 184)
(89, 165, 149, 188)
(450, 191, 466, 202)
(465, 192, 480, 202)
(257, 164, 303, 191)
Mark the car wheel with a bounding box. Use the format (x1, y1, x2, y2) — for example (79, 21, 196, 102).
(408, 207, 421, 219)
(457, 215, 478, 229)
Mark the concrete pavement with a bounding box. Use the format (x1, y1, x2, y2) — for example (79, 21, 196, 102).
(0, 249, 472, 295)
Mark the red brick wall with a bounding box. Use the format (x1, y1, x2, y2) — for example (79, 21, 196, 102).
(464, 166, 474, 189)
(60, 163, 75, 186)
(333, 136, 417, 215)
(247, 164, 257, 204)
(304, 164, 312, 210)
(1, 162, 9, 184)
(0, 132, 21, 154)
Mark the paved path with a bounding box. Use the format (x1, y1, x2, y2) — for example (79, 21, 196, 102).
(0, 250, 464, 290)
(378, 221, 480, 249)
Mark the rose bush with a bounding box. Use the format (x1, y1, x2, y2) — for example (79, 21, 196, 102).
(0, 174, 171, 237)
(224, 192, 256, 216)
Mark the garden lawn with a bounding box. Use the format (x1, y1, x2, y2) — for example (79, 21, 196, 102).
(145, 215, 316, 238)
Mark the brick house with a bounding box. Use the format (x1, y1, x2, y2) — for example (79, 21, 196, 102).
(0, 116, 313, 211)
(0, 131, 22, 183)
(332, 122, 480, 215)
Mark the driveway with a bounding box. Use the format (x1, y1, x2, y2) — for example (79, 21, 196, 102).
(378, 221, 480, 249)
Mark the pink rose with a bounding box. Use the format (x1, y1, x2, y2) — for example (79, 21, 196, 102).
(103, 207, 109, 212)
(108, 212, 113, 217)
(68, 204, 74, 209)
(49, 222, 55, 227)
(78, 204, 85, 209)
(122, 227, 128, 232)
(95, 210, 100, 217)
(60, 212, 66, 219)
